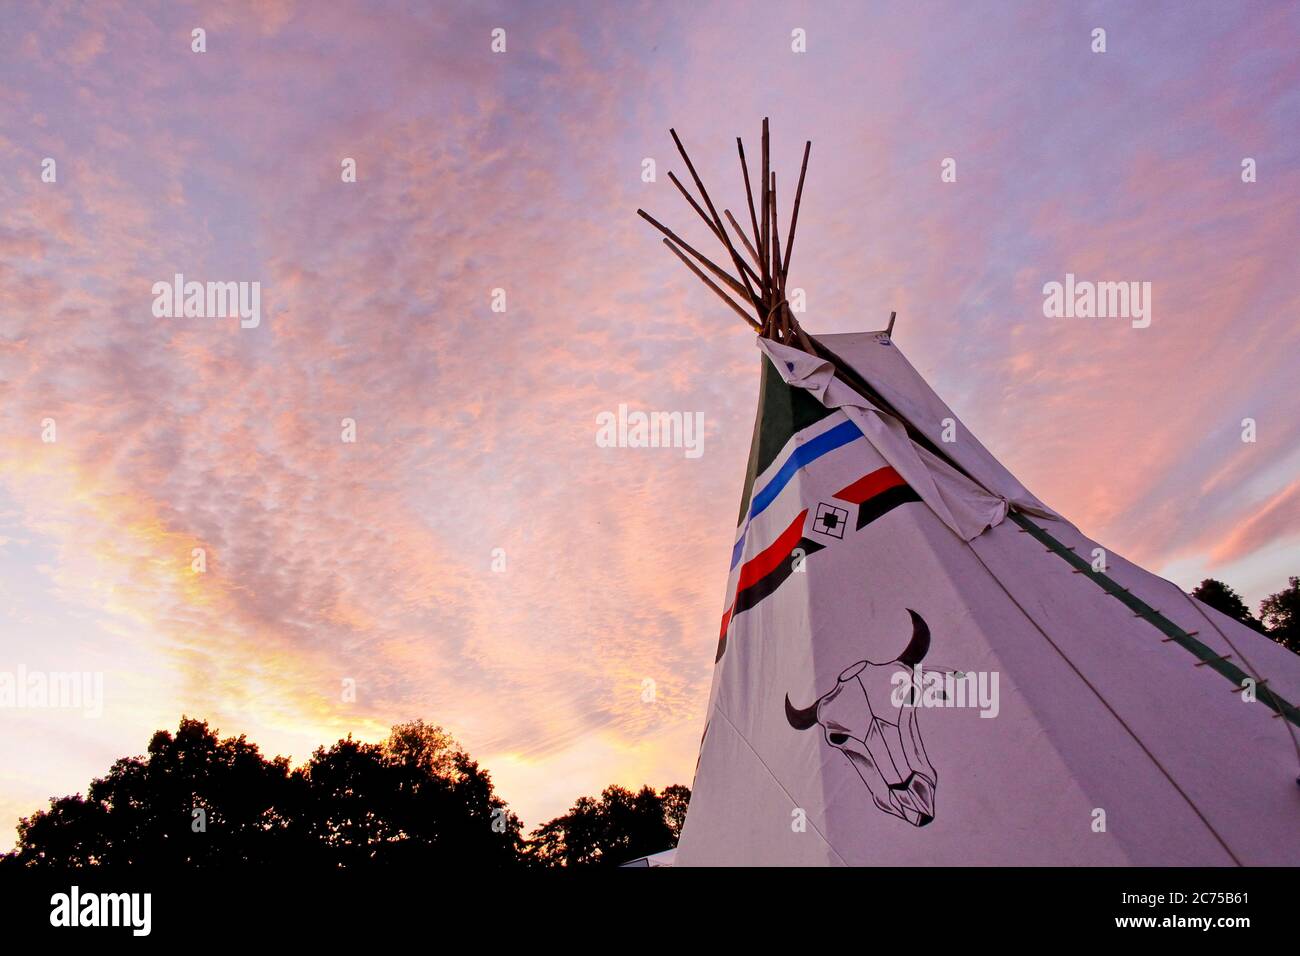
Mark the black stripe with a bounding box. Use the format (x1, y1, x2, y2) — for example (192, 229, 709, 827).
(732, 537, 824, 616)
(856, 485, 922, 530)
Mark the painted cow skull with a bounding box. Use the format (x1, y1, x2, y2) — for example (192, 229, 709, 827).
(785, 609, 938, 826)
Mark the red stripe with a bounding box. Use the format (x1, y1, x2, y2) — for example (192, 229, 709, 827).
(734, 509, 808, 594)
(834, 466, 905, 504)
(721, 509, 808, 639)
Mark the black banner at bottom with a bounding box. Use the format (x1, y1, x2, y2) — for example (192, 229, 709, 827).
(0, 865, 1286, 941)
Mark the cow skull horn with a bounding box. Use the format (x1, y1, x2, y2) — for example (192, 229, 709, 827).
(896, 609, 931, 668)
(784, 694, 819, 730)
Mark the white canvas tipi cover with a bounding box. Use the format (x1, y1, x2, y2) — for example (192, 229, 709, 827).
(676, 331, 1300, 866)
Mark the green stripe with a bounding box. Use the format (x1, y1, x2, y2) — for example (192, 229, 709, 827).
(735, 355, 837, 525)
(1007, 511, 1300, 729)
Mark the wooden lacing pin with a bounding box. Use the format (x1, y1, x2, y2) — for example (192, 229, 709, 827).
(1231, 678, 1268, 692)
(1194, 654, 1232, 667)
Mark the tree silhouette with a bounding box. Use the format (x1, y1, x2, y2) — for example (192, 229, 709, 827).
(3, 716, 522, 867)
(298, 721, 523, 866)
(2, 716, 692, 868)
(7, 717, 305, 866)
(1191, 575, 1300, 656)
(661, 783, 690, 839)
(526, 783, 688, 867)
(1259, 576, 1300, 654)
(1192, 578, 1265, 633)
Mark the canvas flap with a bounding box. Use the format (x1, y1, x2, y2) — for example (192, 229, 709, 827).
(816, 331, 1061, 521)
(758, 337, 1013, 542)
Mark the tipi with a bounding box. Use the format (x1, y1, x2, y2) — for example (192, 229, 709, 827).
(640, 121, 1300, 866)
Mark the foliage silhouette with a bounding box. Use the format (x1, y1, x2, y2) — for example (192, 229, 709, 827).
(2, 716, 688, 869)
(1192, 578, 1266, 633)
(1259, 576, 1300, 654)
(1193, 576, 1300, 655)
(526, 783, 689, 867)
(3, 717, 522, 867)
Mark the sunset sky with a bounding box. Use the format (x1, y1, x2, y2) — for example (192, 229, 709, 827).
(1, 1, 1297, 848)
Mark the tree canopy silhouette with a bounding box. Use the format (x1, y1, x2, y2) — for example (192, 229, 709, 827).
(526, 784, 690, 867)
(1193, 575, 1300, 655)
(1259, 576, 1300, 654)
(3, 717, 522, 867)
(1191, 578, 1265, 633)
(3, 716, 690, 869)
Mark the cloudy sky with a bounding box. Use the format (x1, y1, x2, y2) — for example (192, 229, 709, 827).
(1, 1, 1297, 846)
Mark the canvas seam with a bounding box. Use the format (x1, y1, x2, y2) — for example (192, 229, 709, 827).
(1168, 587, 1300, 766)
(709, 703, 849, 866)
(964, 527, 1243, 866)
(1008, 513, 1300, 729)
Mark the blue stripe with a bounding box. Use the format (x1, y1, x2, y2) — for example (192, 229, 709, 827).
(729, 419, 862, 569)
(729, 531, 748, 570)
